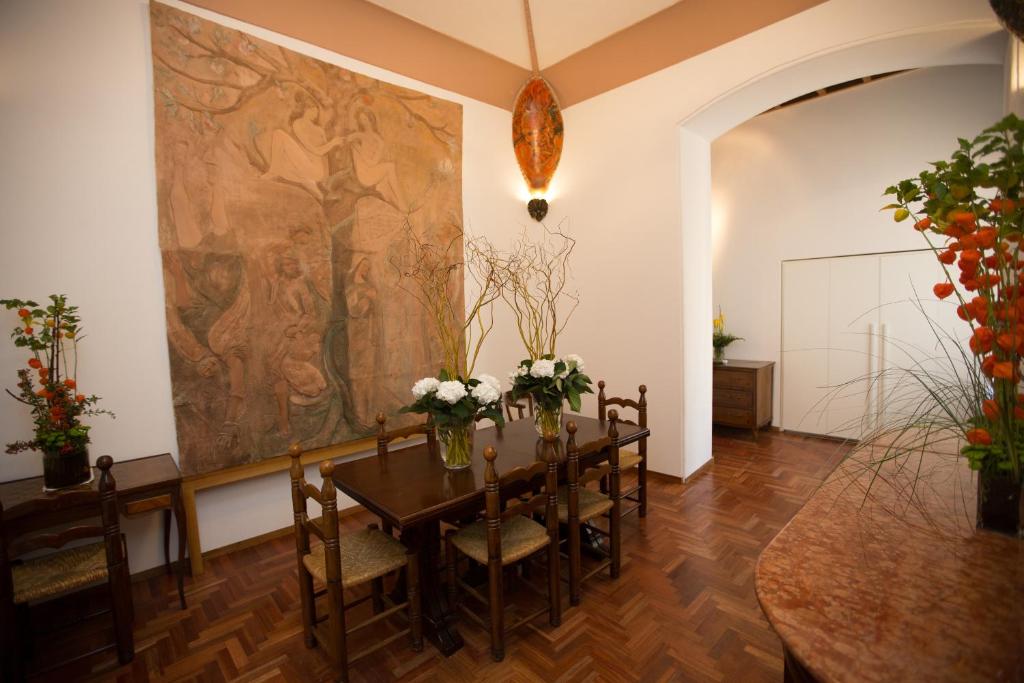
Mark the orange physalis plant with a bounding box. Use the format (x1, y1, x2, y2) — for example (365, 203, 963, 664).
(1, 295, 113, 455)
(885, 115, 1024, 500)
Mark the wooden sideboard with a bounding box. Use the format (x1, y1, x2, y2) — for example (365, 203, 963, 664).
(712, 360, 774, 437)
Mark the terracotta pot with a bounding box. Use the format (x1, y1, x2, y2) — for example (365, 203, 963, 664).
(976, 470, 1023, 537)
(42, 446, 92, 490)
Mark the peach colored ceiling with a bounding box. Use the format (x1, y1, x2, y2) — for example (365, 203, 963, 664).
(180, 0, 827, 110)
(365, 0, 680, 69)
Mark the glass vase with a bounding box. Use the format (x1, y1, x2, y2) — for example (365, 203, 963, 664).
(713, 346, 726, 364)
(534, 403, 562, 437)
(42, 445, 92, 491)
(438, 422, 474, 470)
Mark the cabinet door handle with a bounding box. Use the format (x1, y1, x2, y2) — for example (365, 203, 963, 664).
(877, 323, 886, 426)
(867, 322, 875, 430)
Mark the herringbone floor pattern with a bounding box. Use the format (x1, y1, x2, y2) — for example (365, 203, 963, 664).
(29, 430, 846, 682)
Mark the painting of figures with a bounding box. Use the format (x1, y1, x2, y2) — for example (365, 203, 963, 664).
(150, 3, 463, 475)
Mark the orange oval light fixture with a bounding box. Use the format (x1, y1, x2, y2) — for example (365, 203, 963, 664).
(513, 76, 563, 205)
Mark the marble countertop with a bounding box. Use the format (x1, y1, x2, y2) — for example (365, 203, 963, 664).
(755, 447, 1022, 682)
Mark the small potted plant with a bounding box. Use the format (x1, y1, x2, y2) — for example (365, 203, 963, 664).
(2, 295, 113, 490)
(510, 354, 592, 436)
(713, 307, 743, 364)
(402, 372, 504, 469)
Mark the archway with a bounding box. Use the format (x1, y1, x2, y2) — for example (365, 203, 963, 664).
(678, 22, 1005, 477)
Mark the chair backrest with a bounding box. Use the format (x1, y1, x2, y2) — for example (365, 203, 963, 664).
(376, 412, 437, 457)
(288, 444, 344, 586)
(481, 438, 559, 563)
(0, 457, 123, 602)
(503, 390, 534, 422)
(597, 381, 647, 429)
(566, 412, 621, 497)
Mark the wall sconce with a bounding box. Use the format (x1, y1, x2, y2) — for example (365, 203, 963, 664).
(527, 197, 549, 221)
(513, 76, 562, 223)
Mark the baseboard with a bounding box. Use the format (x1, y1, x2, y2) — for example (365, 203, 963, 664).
(646, 469, 683, 485)
(682, 459, 713, 484)
(129, 503, 364, 581)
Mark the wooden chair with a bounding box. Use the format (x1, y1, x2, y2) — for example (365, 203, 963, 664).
(376, 412, 437, 458)
(561, 414, 622, 606)
(503, 390, 534, 422)
(288, 446, 421, 683)
(444, 442, 561, 662)
(598, 381, 648, 517)
(0, 456, 134, 680)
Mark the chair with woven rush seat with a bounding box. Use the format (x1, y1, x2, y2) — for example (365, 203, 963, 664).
(561, 415, 622, 605)
(598, 381, 648, 517)
(288, 445, 421, 683)
(444, 441, 561, 662)
(0, 456, 133, 681)
(503, 390, 534, 422)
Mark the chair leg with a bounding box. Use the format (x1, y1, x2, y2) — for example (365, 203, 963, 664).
(444, 531, 458, 613)
(371, 577, 384, 614)
(108, 563, 135, 665)
(547, 540, 561, 627)
(638, 458, 648, 518)
(298, 565, 317, 648)
(406, 550, 423, 652)
(1, 596, 24, 683)
(487, 558, 504, 662)
(326, 578, 349, 683)
(610, 498, 622, 579)
(569, 520, 582, 606)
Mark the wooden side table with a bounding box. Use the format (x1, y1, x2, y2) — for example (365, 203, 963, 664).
(712, 360, 775, 437)
(0, 453, 187, 609)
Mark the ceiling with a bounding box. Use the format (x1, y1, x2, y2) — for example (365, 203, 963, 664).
(365, 0, 680, 69)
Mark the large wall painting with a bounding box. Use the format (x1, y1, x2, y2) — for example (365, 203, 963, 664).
(150, 3, 463, 476)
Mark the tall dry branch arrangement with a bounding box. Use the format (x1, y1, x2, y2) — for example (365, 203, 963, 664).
(392, 225, 506, 379)
(500, 223, 579, 360)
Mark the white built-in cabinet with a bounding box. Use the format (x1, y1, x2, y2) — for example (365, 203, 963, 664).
(781, 250, 966, 439)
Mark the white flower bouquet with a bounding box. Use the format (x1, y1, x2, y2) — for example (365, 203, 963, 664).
(401, 371, 505, 468)
(510, 354, 592, 436)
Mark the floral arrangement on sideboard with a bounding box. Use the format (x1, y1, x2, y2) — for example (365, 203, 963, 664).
(882, 113, 1024, 535)
(2, 295, 113, 489)
(712, 306, 743, 364)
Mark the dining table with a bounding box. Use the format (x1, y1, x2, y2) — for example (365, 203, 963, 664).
(329, 412, 650, 656)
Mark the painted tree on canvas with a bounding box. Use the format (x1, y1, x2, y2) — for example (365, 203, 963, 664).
(150, 4, 463, 474)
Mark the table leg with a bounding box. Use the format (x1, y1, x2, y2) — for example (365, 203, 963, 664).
(401, 521, 463, 656)
(162, 509, 171, 573)
(172, 488, 188, 610)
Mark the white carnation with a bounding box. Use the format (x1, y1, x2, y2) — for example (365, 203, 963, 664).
(565, 354, 584, 372)
(530, 359, 556, 378)
(471, 381, 500, 405)
(476, 374, 501, 391)
(411, 377, 440, 400)
(436, 380, 468, 405)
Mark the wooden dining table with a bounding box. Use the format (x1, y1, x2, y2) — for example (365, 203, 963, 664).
(330, 413, 650, 656)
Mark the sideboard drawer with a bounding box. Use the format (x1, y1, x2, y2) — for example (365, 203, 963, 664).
(713, 387, 752, 408)
(714, 369, 755, 391)
(713, 406, 754, 427)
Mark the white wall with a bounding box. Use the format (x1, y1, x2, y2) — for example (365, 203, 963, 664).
(710, 65, 1003, 428)
(0, 0, 522, 572)
(549, 0, 1003, 478)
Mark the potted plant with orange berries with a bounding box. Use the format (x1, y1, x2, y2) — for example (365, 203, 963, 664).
(884, 114, 1024, 535)
(1, 295, 113, 490)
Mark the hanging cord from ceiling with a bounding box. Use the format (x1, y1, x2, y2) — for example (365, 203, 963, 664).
(522, 0, 540, 75)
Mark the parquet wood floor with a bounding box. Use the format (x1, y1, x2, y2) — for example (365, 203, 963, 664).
(24, 429, 846, 683)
